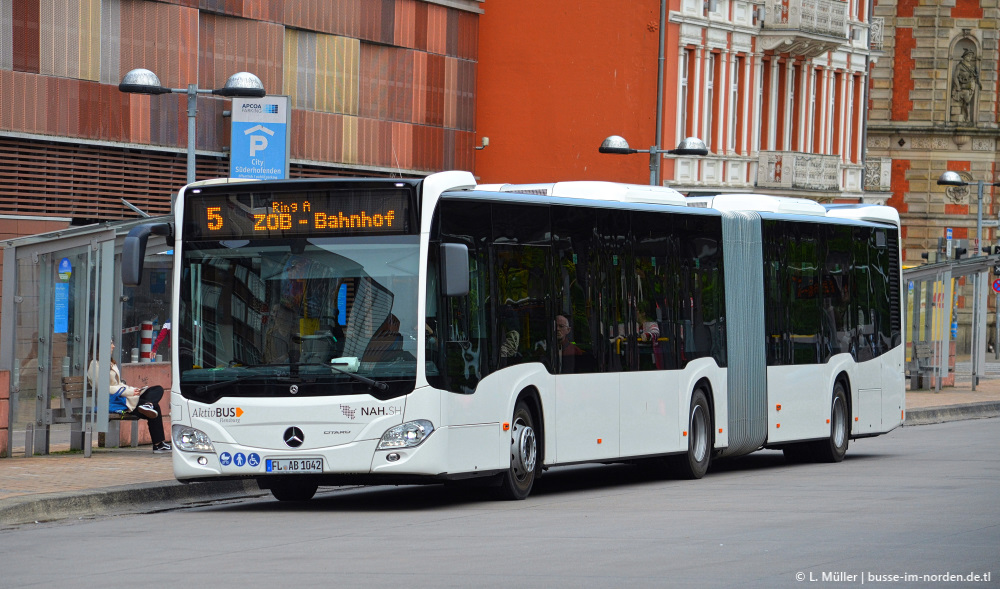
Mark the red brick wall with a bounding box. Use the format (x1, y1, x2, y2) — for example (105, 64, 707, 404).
(889, 159, 910, 212)
(891, 28, 915, 121)
(897, 0, 918, 18)
(951, 0, 983, 19)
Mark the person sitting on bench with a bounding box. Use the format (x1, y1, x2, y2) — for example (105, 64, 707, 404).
(87, 339, 171, 454)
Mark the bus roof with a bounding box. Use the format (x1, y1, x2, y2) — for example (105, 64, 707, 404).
(685, 193, 900, 226)
(475, 181, 687, 206)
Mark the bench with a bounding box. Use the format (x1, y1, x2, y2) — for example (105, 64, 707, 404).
(61, 376, 139, 448)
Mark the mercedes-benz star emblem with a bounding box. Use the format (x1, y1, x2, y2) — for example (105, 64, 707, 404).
(289, 384, 299, 395)
(283, 427, 304, 448)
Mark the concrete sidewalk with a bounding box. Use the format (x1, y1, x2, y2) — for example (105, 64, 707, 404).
(2, 383, 999, 528)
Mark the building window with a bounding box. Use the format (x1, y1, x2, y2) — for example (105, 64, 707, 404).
(706, 53, 715, 151)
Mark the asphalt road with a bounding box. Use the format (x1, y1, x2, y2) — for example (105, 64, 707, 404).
(2, 419, 997, 589)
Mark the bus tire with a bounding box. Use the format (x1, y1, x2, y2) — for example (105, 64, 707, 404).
(672, 389, 712, 479)
(498, 400, 538, 500)
(269, 480, 318, 502)
(814, 381, 849, 463)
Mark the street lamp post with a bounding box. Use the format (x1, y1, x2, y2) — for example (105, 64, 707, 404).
(119, 68, 267, 184)
(936, 171, 1000, 390)
(598, 135, 708, 186)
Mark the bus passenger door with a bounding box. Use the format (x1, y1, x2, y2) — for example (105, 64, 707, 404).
(551, 206, 623, 463)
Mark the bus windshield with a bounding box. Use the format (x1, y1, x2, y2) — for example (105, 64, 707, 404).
(178, 235, 420, 402)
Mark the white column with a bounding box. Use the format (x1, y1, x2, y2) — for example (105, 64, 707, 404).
(805, 64, 817, 154)
(751, 52, 763, 155)
(768, 56, 779, 151)
(692, 47, 703, 153)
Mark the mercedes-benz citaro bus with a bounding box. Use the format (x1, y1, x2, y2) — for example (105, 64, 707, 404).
(121, 171, 903, 502)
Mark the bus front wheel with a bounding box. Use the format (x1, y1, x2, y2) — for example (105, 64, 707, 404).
(498, 401, 537, 500)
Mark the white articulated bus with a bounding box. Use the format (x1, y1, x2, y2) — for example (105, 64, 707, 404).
(122, 171, 904, 501)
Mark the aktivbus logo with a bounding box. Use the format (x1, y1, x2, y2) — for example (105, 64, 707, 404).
(192, 407, 244, 423)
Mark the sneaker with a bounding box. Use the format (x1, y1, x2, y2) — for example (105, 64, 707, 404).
(159, 441, 172, 451)
(153, 442, 172, 454)
(136, 403, 158, 419)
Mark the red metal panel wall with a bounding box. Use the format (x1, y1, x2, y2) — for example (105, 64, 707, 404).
(0, 0, 480, 191)
(456, 9, 477, 61)
(426, 53, 445, 126)
(120, 0, 198, 90)
(199, 12, 283, 103)
(198, 0, 279, 21)
(284, 0, 364, 39)
(12, 0, 40, 73)
(426, 3, 447, 55)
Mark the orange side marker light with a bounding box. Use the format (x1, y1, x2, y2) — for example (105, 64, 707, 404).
(826, 419, 830, 424)
(776, 423, 781, 428)
(683, 431, 688, 437)
(597, 438, 602, 444)
(503, 423, 510, 431)
(718, 428, 723, 434)
(776, 404, 782, 411)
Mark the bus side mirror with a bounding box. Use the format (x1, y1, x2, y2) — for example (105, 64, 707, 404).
(122, 223, 173, 286)
(439, 243, 470, 297)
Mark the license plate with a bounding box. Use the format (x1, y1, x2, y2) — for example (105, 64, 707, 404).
(265, 458, 323, 473)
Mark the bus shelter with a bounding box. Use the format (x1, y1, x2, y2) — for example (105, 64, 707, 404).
(0, 217, 171, 458)
(904, 255, 999, 392)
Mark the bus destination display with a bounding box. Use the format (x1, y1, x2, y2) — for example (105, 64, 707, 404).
(186, 189, 411, 239)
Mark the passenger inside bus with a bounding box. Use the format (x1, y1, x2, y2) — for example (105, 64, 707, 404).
(554, 314, 596, 374)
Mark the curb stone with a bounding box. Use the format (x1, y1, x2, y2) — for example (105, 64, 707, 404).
(0, 479, 265, 527)
(904, 401, 1000, 426)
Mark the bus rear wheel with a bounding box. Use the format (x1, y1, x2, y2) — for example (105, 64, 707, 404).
(498, 401, 537, 500)
(815, 382, 849, 463)
(671, 389, 712, 479)
(269, 480, 318, 502)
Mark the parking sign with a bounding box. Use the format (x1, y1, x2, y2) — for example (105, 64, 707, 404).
(230, 96, 290, 180)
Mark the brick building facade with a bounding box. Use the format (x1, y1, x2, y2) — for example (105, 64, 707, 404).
(868, 0, 1000, 346)
(475, 0, 885, 204)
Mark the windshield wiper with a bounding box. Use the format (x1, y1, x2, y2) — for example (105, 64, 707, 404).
(200, 362, 389, 392)
(194, 373, 266, 395)
(295, 362, 389, 392)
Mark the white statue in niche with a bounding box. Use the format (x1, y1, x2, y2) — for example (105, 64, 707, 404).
(951, 48, 981, 125)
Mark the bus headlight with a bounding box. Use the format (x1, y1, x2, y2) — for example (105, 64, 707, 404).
(378, 420, 434, 449)
(172, 424, 215, 452)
